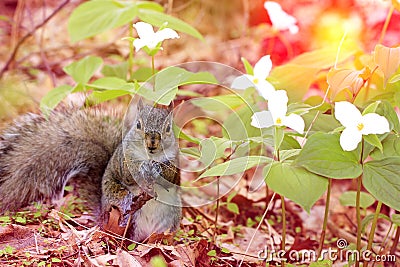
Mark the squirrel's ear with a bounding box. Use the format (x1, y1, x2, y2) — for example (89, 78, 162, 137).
(137, 97, 144, 111)
(167, 101, 174, 112)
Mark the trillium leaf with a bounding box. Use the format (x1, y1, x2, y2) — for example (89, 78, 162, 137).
(363, 157, 400, 211)
(68, 0, 139, 42)
(373, 44, 400, 86)
(270, 43, 358, 101)
(339, 191, 375, 208)
(241, 57, 254, 75)
(295, 133, 362, 179)
(137, 9, 203, 40)
(370, 134, 400, 160)
(40, 85, 74, 116)
(265, 162, 328, 212)
(199, 156, 271, 179)
(63, 56, 103, 84)
(327, 68, 363, 100)
(363, 134, 383, 152)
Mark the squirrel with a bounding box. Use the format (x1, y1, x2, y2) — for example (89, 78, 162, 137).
(0, 98, 181, 242)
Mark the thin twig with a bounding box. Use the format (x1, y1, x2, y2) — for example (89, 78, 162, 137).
(0, 0, 70, 78)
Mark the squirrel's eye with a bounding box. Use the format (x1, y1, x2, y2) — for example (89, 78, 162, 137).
(136, 120, 142, 130)
(165, 124, 171, 133)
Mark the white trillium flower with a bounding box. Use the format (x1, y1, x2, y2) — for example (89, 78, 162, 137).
(231, 55, 276, 100)
(334, 101, 390, 151)
(133, 22, 179, 52)
(251, 90, 305, 134)
(264, 1, 299, 34)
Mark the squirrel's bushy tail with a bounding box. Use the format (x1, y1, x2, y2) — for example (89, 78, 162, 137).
(0, 110, 122, 214)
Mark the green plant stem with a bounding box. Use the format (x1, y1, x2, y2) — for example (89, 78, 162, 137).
(151, 55, 155, 76)
(378, 5, 395, 44)
(364, 201, 382, 267)
(390, 224, 400, 256)
(281, 195, 286, 267)
(317, 178, 332, 259)
(128, 24, 134, 80)
(213, 176, 221, 244)
(355, 174, 362, 267)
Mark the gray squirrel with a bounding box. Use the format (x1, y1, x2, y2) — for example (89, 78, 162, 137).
(0, 98, 181, 242)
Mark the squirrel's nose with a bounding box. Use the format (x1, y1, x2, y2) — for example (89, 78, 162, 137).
(145, 132, 161, 152)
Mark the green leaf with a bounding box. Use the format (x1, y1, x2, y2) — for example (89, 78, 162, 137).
(40, 85, 74, 116)
(389, 73, 400, 83)
(302, 111, 341, 133)
(68, 0, 138, 42)
(339, 191, 376, 208)
(191, 94, 247, 111)
(241, 57, 254, 75)
(223, 104, 261, 140)
(51, 258, 62, 263)
(207, 250, 217, 257)
(279, 149, 301, 161)
(15, 217, 26, 224)
(89, 77, 136, 91)
(199, 156, 271, 178)
(274, 127, 284, 151)
(137, 9, 203, 40)
(63, 56, 103, 84)
(270, 43, 358, 101)
(375, 100, 400, 133)
(295, 133, 362, 179)
(90, 90, 132, 103)
(392, 214, 400, 226)
(265, 162, 328, 212)
(150, 256, 167, 267)
(363, 134, 383, 152)
(226, 203, 239, 214)
(137, 67, 217, 105)
(102, 62, 128, 79)
(131, 67, 154, 82)
(220, 247, 230, 254)
(363, 157, 400, 211)
(198, 137, 232, 168)
(370, 134, 400, 160)
(361, 213, 391, 233)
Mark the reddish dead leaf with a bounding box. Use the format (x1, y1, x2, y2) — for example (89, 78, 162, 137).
(103, 206, 126, 236)
(374, 44, 400, 86)
(0, 224, 37, 250)
(89, 253, 118, 267)
(115, 248, 143, 267)
(327, 68, 364, 100)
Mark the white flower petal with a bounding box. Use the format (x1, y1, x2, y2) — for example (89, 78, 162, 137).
(253, 55, 272, 80)
(282, 113, 305, 134)
(231, 74, 256, 90)
(133, 38, 147, 52)
(256, 79, 276, 100)
(340, 127, 362, 151)
(268, 90, 289, 118)
(264, 1, 298, 33)
(360, 113, 390, 135)
(133, 22, 155, 39)
(289, 25, 299, 34)
(154, 28, 180, 44)
(251, 111, 274, 129)
(334, 101, 362, 128)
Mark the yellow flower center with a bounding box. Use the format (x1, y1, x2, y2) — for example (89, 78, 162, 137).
(253, 78, 259, 84)
(357, 123, 364, 131)
(276, 118, 282, 125)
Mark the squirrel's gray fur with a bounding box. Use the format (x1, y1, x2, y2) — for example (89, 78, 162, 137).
(0, 101, 181, 241)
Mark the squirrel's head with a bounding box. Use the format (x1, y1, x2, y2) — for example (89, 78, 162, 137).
(132, 99, 176, 155)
